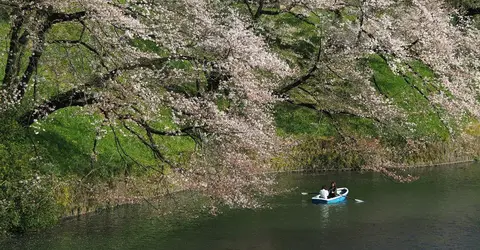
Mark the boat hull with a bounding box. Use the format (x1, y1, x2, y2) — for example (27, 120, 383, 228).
(311, 187, 348, 204)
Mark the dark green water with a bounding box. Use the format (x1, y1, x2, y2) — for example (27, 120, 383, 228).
(3, 163, 480, 249)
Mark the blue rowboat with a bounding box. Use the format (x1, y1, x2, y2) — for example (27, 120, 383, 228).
(311, 187, 349, 204)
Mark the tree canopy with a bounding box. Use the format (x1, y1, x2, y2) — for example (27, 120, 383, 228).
(1, 0, 480, 212)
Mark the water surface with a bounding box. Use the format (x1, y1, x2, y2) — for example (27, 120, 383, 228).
(3, 163, 480, 249)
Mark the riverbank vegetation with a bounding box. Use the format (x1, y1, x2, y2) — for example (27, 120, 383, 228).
(1, 0, 480, 235)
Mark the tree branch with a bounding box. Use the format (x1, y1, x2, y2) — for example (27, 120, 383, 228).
(243, 0, 255, 18)
(286, 12, 315, 26)
(356, 0, 366, 43)
(122, 121, 173, 169)
(17, 55, 195, 126)
(254, 0, 265, 19)
(0, 1, 19, 8)
(246, 1, 315, 25)
(2, 14, 26, 88)
(48, 11, 87, 24)
(465, 8, 480, 16)
(146, 124, 205, 137)
(401, 63, 450, 134)
(122, 115, 205, 137)
(274, 43, 322, 95)
(50, 39, 102, 56)
(13, 11, 87, 101)
(16, 21, 51, 100)
(286, 99, 382, 124)
(17, 89, 98, 126)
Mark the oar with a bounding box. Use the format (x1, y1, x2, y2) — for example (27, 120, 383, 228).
(301, 192, 364, 203)
(301, 192, 318, 195)
(347, 196, 364, 203)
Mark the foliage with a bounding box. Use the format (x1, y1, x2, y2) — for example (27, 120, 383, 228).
(0, 116, 59, 234)
(0, 174, 59, 234)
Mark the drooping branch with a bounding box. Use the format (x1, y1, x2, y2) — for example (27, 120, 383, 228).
(115, 112, 205, 148)
(400, 64, 450, 134)
(286, 11, 315, 25)
(121, 121, 174, 170)
(242, 0, 316, 25)
(286, 99, 382, 124)
(121, 115, 205, 137)
(16, 20, 52, 100)
(404, 39, 420, 51)
(50, 39, 102, 57)
(285, 99, 348, 139)
(371, 75, 389, 100)
(109, 123, 151, 173)
(356, 0, 366, 43)
(274, 42, 322, 95)
(49, 38, 108, 69)
(145, 124, 205, 137)
(275, 68, 316, 94)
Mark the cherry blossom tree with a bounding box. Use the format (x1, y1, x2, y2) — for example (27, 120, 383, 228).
(356, 0, 480, 119)
(241, 0, 479, 122)
(238, 0, 480, 178)
(0, 0, 293, 207)
(1, 0, 479, 207)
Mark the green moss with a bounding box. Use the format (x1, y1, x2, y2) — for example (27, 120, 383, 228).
(407, 60, 435, 78)
(274, 102, 337, 136)
(48, 22, 84, 41)
(261, 11, 321, 64)
(32, 107, 195, 177)
(336, 115, 379, 138)
(368, 54, 450, 140)
(131, 38, 169, 56)
(216, 96, 231, 111)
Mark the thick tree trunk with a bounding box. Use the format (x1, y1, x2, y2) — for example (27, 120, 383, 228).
(2, 9, 87, 103)
(16, 16, 51, 101)
(2, 14, 27, 89)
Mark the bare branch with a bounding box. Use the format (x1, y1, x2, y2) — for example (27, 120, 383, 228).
(0, 1, 19, 8)
(243, 0, 255, 17)
(48, 11, 87, 24)
(274, 42, 322, 95)
(17, 89, 98, 126)
(50, 39, 102, 56)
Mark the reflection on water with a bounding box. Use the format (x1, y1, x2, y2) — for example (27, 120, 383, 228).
(2, 163, 480, 249)
(316, 202, 347, 229)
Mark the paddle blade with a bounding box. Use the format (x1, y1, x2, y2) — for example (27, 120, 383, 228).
(301, 192, 308, 195)
(355, 199, 364, 203)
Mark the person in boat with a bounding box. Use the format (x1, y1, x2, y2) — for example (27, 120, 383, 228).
(319, 185, 329, 199)
(328, 181, 337, 198)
